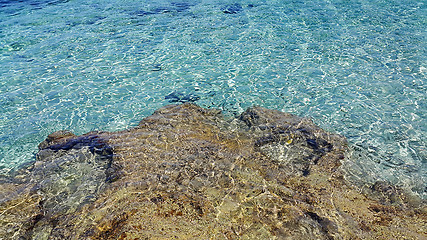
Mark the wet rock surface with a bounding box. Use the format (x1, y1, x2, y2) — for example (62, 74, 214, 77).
(0, 103, 425, 239)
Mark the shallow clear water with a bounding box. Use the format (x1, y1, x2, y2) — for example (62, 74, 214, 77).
(0, 0, 425, 198)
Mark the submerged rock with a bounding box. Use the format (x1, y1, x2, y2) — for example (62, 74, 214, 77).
(0, 103, 425, 239)
(165, 91, 200, 103)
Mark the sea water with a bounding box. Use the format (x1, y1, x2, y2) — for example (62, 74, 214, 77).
(0, 0, 425, 198)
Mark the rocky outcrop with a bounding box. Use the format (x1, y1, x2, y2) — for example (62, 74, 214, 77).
(0, 103, 425, 239)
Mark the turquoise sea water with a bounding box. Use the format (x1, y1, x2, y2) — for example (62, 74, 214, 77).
(0, 0, 425, 198)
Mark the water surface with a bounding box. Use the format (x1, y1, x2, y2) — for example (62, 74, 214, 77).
(0, 0, 425, 198)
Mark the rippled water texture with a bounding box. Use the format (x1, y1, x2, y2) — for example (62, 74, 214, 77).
(0, 0, 425, 197)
